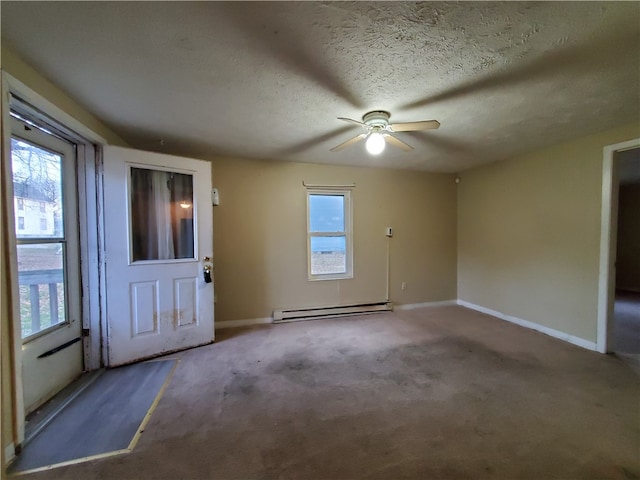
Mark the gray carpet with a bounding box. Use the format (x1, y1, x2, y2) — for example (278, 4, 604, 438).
(10, 359, 176, 474)
(12, 306, 640, 479)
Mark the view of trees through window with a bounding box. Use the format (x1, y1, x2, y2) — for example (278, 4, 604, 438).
(11, 137, 66, 337)
(12, 138, 63, 238)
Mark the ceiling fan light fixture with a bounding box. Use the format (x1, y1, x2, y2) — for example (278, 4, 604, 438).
(332, 110, 438, 154)
(366, 132, 385, 155)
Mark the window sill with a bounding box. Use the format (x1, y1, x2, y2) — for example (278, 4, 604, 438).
(308, 273, 353, 282)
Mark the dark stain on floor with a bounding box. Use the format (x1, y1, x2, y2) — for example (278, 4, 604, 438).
(223, 370, 258, 398)
(264, 336, 541, 397)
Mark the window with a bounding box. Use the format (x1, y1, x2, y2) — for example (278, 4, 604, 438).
(307, 189, 352, 280)
(12, 136, 68, 338)
(129, 167, 195, 262)
(40, 201, 46, 213)
(17, 198, 24, 210)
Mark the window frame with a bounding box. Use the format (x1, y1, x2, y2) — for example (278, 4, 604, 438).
(10, 122, 79, 342)
(306, 188, 353, 281)
(126, 163, 198, 265)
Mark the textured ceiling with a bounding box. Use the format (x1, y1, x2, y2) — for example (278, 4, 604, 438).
(2, 1, 639, 172)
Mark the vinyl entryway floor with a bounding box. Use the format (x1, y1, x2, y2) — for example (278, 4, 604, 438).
(13, 305, 639, 480)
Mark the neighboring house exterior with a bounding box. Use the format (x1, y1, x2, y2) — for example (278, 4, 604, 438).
(13, 182, 57, 237)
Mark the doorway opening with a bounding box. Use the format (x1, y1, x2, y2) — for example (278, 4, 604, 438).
(611, 148, 640, 369)
(598, 140, 640, 362)
(2, 85, 105, 459)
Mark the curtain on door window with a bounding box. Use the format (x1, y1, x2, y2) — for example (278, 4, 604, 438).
(130, 168, 194, 261)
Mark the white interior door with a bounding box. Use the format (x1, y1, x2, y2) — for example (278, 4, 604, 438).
(103, 146, 214, 366)
(10, 116, 83, 413)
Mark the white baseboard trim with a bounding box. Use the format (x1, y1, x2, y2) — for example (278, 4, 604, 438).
(5, 442, 15, 464)
(396, 300, 458, 310)
(215, 317, 272, 330)
(457, 300, 597, 351)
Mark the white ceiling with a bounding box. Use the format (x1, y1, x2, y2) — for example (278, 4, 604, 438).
(2, 2, 639, 172)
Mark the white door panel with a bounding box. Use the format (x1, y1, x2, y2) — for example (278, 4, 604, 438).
(103, 146, 214, 366)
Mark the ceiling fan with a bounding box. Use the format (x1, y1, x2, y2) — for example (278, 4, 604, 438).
(330, 111, 440, 155)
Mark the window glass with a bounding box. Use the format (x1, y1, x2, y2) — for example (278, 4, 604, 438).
(17, 243, 66, 337)
(309, 195, 344, 232)
(11, 138, 63, 239)
(130, 167, 195, 261)
(310, 236, 346, 275)
(12, 137, 69, 338)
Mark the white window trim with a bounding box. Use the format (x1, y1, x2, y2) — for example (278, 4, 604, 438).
(306, 188, 353, 281)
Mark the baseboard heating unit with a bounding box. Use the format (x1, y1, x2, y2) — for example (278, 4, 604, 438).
(273, 302, 392, 323)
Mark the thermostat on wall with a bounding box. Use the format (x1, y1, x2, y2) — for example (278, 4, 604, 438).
(386, 227, 393, 237)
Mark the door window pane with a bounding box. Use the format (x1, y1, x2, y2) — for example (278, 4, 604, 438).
(17, 243, 66, 338)
(130, 167, 195, 261)
(11, 138, 63, 239)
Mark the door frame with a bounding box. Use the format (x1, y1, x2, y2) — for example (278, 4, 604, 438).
(597, 137, 640, 353)
(1, 71, 107, 457)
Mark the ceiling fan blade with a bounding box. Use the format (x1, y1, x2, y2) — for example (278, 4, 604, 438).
(383, 134, 414, 152)
(330, 133, 367, 152)
(337, 117, 368, 129)
(388, 120, 440, 132)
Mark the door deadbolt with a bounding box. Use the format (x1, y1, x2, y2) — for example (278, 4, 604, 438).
(203, 263, 213, 283)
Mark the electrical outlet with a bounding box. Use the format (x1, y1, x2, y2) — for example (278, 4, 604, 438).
(401, 282, 406, 291)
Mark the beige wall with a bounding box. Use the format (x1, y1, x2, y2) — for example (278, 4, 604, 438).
(458, 123, 640, 343)
(210, 157, 458, 322)
(616, 184, 640, 292)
